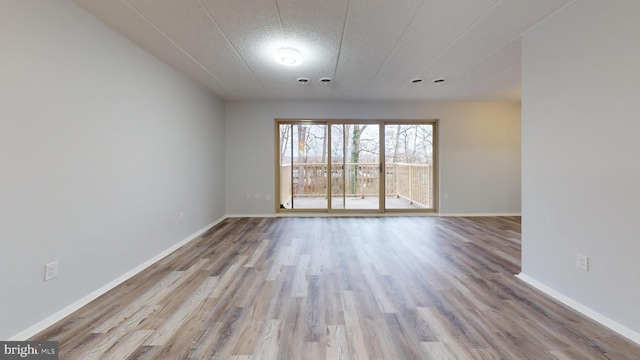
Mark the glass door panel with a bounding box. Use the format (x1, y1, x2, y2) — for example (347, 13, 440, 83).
(330, 124, 380, 210)
(279, 123, 328, 210)
(384, 124, 434, 210)
(329, 124, 345, 209)
(278, 123, 293, 209)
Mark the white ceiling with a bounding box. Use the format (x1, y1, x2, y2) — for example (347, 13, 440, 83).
(70, 0, 574, 102)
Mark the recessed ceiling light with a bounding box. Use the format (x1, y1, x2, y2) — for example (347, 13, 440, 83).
(319, 77, 332, 84)
(411, 79, 423, 84)
(297, 78, 309, 84)
(274, 48, 303, 66)
(433, 78, 445, 83)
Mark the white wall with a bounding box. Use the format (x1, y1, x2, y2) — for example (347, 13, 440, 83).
(225, 100, 521, 215)
(0, 0, 225, 339)
(521, 0, 640, 338)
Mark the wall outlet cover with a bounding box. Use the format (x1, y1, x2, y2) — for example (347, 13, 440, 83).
(577, 253, 589, 271)
(44, 261, 58, 281)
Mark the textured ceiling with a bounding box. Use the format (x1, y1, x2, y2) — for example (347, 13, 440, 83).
(70, 0, 574, 102)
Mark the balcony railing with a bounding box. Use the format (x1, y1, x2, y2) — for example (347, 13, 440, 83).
(280, 162, 433, 208)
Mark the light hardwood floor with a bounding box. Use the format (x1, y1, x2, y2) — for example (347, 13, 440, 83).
(33, 217, 640, 359)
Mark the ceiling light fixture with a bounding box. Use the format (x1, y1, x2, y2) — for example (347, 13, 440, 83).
(319, 77, 332, 84)
(275, 48, 303, 66)
(297, 78, 310, 84)
(433, 78, 445, 83)
(411, 79, 423, 84)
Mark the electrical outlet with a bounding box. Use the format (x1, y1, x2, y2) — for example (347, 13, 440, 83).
(577, 253, 589, 271)
(44, 261, 58, 281)
(178, 212, 184, 222)
(266, 194, 271, 201)
(255, 193, 261, 200)
(246, 193, 251, 200)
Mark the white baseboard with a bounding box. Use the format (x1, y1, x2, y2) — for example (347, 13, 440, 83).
(516, 273, 640, 345)
(230, 212, 521, 218)
(439, 213, 521, 217)
(275, 212, 440, 217)
(225, 214, 277, 218)
(9, 216, 227, 341)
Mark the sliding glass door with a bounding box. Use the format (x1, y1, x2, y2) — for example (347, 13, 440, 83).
(384, 123, 435, 210)
(330, 123, 380, 210)
(277, 120, 437, 213)
(278, 122, 328, 210)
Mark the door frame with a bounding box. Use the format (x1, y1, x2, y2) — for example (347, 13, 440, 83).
(275, 119, 438, 214)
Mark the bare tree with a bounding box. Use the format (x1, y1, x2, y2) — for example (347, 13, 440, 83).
(297, 125, 307, 193)
(393, 124, 401, 162)
(321, 126, 327, 163)
(305, 125, 327, 162)
(279, 124, 291, 163)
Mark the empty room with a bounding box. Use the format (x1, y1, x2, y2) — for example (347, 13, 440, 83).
(1, 0, 639, 359)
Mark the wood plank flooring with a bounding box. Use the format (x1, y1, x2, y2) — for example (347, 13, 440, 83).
(33, 217, 640, 359)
